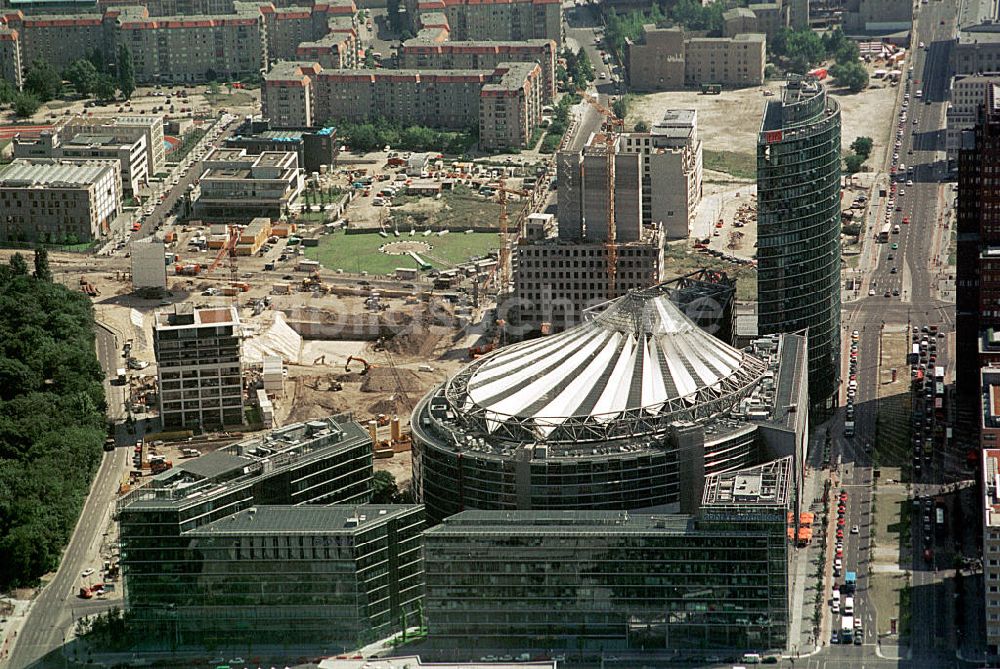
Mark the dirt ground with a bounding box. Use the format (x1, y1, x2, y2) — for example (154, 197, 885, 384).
(627, 72, 898, 171)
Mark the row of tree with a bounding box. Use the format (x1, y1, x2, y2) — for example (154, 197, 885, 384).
(332, 118, 477, 155)
(0, 250, 109, 590)
(0, 46, 136, 117)
(557, 47, 595, 92)
(770, 27, 869, 92)
(603, 0, 731, 55)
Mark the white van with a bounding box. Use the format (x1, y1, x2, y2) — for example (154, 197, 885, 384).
(844, 596, 855, 615)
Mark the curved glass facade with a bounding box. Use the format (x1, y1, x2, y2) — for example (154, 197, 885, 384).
(411, 388, 759, 524)
(757, 79, 842, 411)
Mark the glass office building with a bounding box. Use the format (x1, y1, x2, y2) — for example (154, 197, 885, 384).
(422, 458, 792, 653)
(117, 416, 379, 650)
(178, 505, 425, 650)
(757, 77, 842, 411)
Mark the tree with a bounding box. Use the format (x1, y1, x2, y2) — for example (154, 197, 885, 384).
(93, 75, 117, 102)
(0, 80, 16, 104)
(842, 222, 862, 236)
(831, 62, 869, 93)
(63, 59, 99, 96)
(844, 153, 866, 174)
(9, 253, 28, 275)
(33, 248, 51, 281)
(611, 96, 629, 120)
(851, 136, 874, 160)
(117, 45, 135, 100)
(634, 120, 649, 132)
(372, 470, 398, 503)
(12, 92, 40, 118)
(24, 59, 62, 102)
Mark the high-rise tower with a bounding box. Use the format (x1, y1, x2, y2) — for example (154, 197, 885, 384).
(756, 76, 842, 412)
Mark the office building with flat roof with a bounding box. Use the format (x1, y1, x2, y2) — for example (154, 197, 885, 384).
(983, 443, 1000, 655)
(958, 85, 1000, 409)
(116, 416, 377, 649)
(196, 147, 302, 220)
(756, 77, 841, 412)
(947, 73, 1000, 161)
(153, 304, 244, 429)
(225, 118, 337, 173)
(422, 458, 792, 652)
(0, 158, 121, 244)
(13, 127, 149, 193)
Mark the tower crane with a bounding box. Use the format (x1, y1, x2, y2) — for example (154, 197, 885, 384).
(495, 178, 531, 299)
(206, 225, 242, 302)
(584, 95, 625, 299)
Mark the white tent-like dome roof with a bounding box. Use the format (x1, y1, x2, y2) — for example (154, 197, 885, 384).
(446, 288, 768, 440)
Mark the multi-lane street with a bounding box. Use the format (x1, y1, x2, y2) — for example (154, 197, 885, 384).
(831, 0, 960, 665)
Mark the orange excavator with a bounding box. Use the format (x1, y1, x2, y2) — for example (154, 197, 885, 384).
(346, 356, 373, 375)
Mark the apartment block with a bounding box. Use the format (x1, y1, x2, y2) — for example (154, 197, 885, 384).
(114, 115, 166, 175)
(423, 459, 791, 652)
(116, 4, 268, 84)
(196, 147, 302, 220)
(12, 11, 104, 72)
(618, 109, 703, 239)
(403, 0, 561, 45)
(262, 61, 321, 127)
(479, 62, 543, 151)
(295, 30, 357, 69)
(260, 0, 357, 61)
(116, 416, 377, 648)
(0, 26, 22, 90)
(399, 37, 557, 101)
(627, 25, 766, 91)
(264, 62, 542, 150)
(513, 234, 664, 333)
(154, 304, 244, 428)
(0, 158, 121, 244)
(13, 127, 149, 193)
(723, 0, 789, 40)
(948, 74, 1000, 161)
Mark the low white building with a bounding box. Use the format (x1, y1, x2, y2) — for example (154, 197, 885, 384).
(131, 236, 167, 291)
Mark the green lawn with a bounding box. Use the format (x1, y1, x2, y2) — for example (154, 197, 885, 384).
(305, 230, 500, 275)
(703, 150, 757, 180)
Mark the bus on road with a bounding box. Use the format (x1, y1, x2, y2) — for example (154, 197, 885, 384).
(878, 223, 892, 242)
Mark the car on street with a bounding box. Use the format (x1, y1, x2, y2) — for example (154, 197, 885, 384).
(891, 243, 898, 250)
(81, 568, 94, 577)
(851, 525, 860, 534)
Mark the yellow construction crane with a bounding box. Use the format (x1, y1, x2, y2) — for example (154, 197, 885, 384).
(584, 95, 625, 299)
(495, 178, 531, 299)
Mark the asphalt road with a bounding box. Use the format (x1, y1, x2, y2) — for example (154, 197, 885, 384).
(7, 447, 128, 669)
(831, 0, 959, 665)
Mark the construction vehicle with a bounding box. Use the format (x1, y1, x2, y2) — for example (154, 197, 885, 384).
(468, 342, 496, 359)
(206, 225, 241, 302)
(346, 356, 372, 375)
(174, 262, 202, 276)
(584, 95, 624, 298)
(493, 179, 532, 299)
(149, 456, 173, 474)
(79, 276, 100, 297)
(78, 587, 93, 599)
